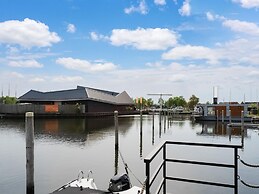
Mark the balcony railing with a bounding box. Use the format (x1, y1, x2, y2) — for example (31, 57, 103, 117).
(144, 140, 242, 194)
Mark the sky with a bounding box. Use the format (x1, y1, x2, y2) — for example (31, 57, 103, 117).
(0, 0, 259, 103)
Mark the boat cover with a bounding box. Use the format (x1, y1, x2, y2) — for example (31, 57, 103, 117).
(52, 187, 112, 194)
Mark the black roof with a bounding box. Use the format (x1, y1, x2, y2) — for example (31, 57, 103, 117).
(19, 88, 87, 102)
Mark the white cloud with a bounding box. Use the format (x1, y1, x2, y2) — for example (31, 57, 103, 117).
(8, 59, 43, 68)
(154, 0, 166, 6)
(232, 0, 259, 8)
(102, 62, 259, 102)
(0, 18, 61, 48)
(52, 75, 84, 83)
(90, 31, 108, 41)
(162, 37, 259, 66)
(124, 0, 148, 15)
(110, 28, 178, 50)
(178, 0, 191, 16)
(248, 70, 259, 76)
(205, 12, 259, 36)
(6, 46, 20, 55)
(9, 71, 24, 78)
(205, 12, 225, 21)
(223, 19, 259, 36)
(30, 77, 45, 82)
(67, 23, 76, 33)
(217, 38, 259, 65)
(168, 74, 188, 82)
(90, 32, 99, 41)
(206, 12, 215, 21)
(56, 57, 117, 73)
(162, 45, 219, 64)
(145, 61, 163, 68)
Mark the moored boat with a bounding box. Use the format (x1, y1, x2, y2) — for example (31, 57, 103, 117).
(52, 171, 145, 194)
(193, 102, 252, 122)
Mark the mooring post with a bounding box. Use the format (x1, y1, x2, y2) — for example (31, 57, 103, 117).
(159, 110, 162, 128)
(216, 110, 219, 123)
(26, 112, 34, 194)
(159, 110, 162, 137)
(114, 111, 119, 175)
(152, 110, 155, 130)
(164, 110, 166, 132)
(229, 110, 232, 124)
(140, 110, 143, 157)
(241, 110, 244, 128)
(222, 110, 224, 123)
(152, 110, 155, 145)
(140, 109, 143, 129)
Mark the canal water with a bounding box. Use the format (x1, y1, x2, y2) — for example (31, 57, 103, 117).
(0, 114, 258, 194)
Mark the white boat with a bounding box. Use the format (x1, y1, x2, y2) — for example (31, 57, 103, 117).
(52, 171, 145, 194)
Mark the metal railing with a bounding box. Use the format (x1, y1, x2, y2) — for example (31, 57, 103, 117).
(144, 141, 242, 194)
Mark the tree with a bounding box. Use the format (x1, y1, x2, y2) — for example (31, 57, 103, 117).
(134, 97, 154, 109)
(187, 95, 199, 110)
(165, 96, 187, 108)
(146, 98, 154, 108)
(0, 96, 17, 104)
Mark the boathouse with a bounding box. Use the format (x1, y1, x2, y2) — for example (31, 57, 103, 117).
(10, 86, 135, 116)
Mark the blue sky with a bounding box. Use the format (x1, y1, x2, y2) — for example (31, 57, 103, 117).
(0, 0, 259, 103)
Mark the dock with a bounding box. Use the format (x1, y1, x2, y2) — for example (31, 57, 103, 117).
(228, 123, 259, 129)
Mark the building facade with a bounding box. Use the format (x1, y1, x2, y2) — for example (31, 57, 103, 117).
(18, 86, 135, 114)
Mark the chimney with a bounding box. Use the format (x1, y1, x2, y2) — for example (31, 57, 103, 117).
(213, 86, 218, 104)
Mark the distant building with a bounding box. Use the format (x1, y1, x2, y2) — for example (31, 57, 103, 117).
(18, 86, 135, 113)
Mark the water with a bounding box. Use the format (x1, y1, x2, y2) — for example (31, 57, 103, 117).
(0, 115, 259, 194)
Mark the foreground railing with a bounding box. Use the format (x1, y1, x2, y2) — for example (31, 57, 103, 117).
(144, 141, 242, 194)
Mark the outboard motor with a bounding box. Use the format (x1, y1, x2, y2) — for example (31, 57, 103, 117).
(108, 174, 131, 192)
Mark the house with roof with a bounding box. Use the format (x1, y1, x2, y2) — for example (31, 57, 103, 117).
(17, 86, 135, 115)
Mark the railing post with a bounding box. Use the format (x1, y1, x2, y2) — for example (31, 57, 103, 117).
(163, 142, 166, 194)
(145, 160, 150, 194)
(234, 147, 238, 194)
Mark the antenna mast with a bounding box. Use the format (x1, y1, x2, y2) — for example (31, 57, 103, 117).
(147, 93, 172, 110)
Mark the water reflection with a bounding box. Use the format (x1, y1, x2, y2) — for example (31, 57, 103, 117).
(1, 115, 259, 194)
(33, 117, 135, 144)
(197, 121, 247, 138)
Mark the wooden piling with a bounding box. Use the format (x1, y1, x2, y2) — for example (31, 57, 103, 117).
(114, 111, 119, 149)
(159, 110, 162, 138)
(222, 110, 224, 123)
(26, 112, 34, 194)
(164, 110, 166, 131)
(229, 110, 232, 124)
(114, 111, 119, 175)
(140, 110, 143, 129)
(140, 110, 143, 157)
(152, 110, 155, 145)
(241, 111, 244, 128)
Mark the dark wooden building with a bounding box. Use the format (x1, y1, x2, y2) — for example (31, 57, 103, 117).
(18, 86, 135, 114)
